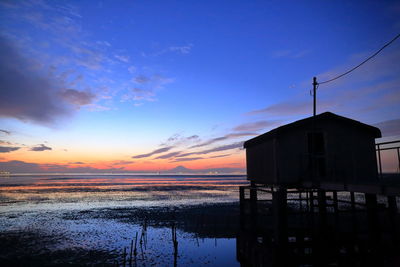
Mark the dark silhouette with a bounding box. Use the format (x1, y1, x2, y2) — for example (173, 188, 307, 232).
(239, 111, 400, 266)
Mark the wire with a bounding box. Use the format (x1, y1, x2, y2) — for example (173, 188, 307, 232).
(318, 33, 400, 85)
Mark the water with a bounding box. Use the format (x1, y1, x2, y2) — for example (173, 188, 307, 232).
(0, 174, 247, 266)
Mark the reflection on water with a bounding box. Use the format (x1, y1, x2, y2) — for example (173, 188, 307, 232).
(236, 193, 400, 267)
(0, 174, 244, 266)
(1, 175, 399, 266)
(0, 174, 247, 211)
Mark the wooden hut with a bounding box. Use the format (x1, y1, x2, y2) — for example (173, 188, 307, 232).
(244, 112, 382, 187)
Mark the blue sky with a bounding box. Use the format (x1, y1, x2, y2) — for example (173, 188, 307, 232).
(0, 0, 399, 173)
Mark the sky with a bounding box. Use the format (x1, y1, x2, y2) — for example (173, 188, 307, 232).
(0, 0, 399, 173)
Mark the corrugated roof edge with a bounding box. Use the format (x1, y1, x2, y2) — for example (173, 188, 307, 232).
(243, 112, 382, 148)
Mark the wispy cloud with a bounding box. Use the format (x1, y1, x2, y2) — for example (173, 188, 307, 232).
(111, 160, 135, 165)
(123, 74, 174, 104)
(179, 142, 243, 157)
(171, 157, 204, 162)
(128, 66, 137, 74)
(374, 118, 400, 137)
(61, 89, 96, 106)
(132, 146, 174, 159)
(0, 129, 11, 135)
(114, 54, 130, 63)
(171, 154, 232, 163)
(122, 88, 156, 102)
(272, 49, 310, 58)
(168, 44, 193, 54)
(155, 151, 182, 159)
(144, 44, 193, 57)
(190, 132, 255, 149)
(30, 144, 52, 152)
(160, 134, 200, 147)
(0, 146, 20, 153)
(233, 121, 277, 132)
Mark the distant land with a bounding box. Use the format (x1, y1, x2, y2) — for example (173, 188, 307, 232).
(0, 161, 245, 175)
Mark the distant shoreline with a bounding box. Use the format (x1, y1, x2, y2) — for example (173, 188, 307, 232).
(1, 172, 247, 177)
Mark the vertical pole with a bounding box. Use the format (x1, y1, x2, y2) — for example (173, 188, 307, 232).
(239, 186, 245, 228)
(377, 144, 382, 179)
(350, 192, 357, 237)
(313, 77, 317, 117)
(317, 189, 327, 227)
(332, 191, 338, 214)
(310, 190, 314, 213)
(388, 196, 398, 243)
(250, 181, 257, 228)
(273, 188, 288, 255)
(365, 193, 379, 245)
(397, 147, 400, 173)
(299, 191, 303, 211)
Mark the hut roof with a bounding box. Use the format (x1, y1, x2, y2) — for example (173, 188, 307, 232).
(244, 112, 381, 148)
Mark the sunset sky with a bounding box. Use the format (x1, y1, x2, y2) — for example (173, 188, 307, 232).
(1, 0, 399, 173)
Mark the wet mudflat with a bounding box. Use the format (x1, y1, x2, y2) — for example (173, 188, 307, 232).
(0, 175, 244, 266)
(0, 203, 240, 266)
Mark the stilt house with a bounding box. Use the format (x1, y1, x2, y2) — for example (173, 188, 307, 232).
(244, 112, 382, 187)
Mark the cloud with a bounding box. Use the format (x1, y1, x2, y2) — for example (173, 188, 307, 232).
(160, 134, 200, 147)
(172, 153, 231, 163)
(172, 157, 204, 162)
(374, 119, 400, 137)
(132, 146, 174, 159)
(0, 36, 70, 124)
(179, 142, 243, 157)
(0, 146, 20, 153)
(247, 101, 314, 116)
(233, 121, 277, 132)
(112, 160, 135, 165)
(121, 88, 156, 102)
(154, 151, 181, 159)
(128, 66, 137, 74)
(272, 49, 310, 58)
(190, 132, 256, 148)
(69, 161, 85, 164)
(96, 40, 111, 47)
(114, 54, 130, 63)
(61, 89, 96, 106)
(0, 160, 126, 173)
(30, 144, 52, 152)
(168, 44, 193, 54)
(123, 74, 174, 104)
(134, 75, 150, 84)
(146, 44, 193, 57)
(0, 129, 11, 135)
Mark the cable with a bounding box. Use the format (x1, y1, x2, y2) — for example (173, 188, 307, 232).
(318, 33, 400, 85)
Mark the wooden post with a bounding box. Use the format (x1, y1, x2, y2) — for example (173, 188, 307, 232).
(350, 192, 358, 236)
(239, 186, 245, 228)
(388, 196, 398, 243)
(317, 189, 327, 226)
(272, 187, 288, 257)
(365, 193, 379, 245)
(299, 191, 303, 211)
(332, 191, 339, 214)
(250, 182, 257, 222)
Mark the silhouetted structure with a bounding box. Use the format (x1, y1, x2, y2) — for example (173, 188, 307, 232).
(238, 112, 400, 266)
(244, 112, 381, 187)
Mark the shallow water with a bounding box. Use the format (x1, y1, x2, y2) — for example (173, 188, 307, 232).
(0, 174, 246, 265)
